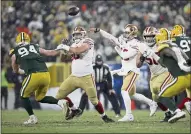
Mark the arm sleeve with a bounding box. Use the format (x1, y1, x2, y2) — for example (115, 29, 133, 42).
(100, 29, 121, 46)
(160, 47, 179, 62)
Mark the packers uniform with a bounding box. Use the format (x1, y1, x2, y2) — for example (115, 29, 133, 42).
(171, 36, 191, 98)
(9, 43, 50, 101)
(157, 42, 191, 97)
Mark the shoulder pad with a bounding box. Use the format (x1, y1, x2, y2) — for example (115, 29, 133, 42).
(157, 43, 170, 52)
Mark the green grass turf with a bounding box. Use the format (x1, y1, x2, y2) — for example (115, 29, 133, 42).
(1, 110, 190, 133)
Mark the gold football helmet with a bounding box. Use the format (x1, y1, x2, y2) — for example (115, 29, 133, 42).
(171, 24, 185, 38)
(122, 24, 138, 41)
(72, 26, 86, 43)
(143, 26, 158, 47)
(15, 32, 30, 45)
(155, 28, 170, 44)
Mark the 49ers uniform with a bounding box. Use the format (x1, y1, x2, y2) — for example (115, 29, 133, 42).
(143, 45, 173, 101)
(56, 37, 99, 105)
(141, 26, 174, 102)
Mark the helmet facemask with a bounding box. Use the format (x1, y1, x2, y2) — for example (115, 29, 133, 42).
(143, 26, 158, 47)
(72, 27, 86, 43)
(143, 35, 156, 47)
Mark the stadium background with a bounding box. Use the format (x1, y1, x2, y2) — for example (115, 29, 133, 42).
(1, 1, 190, 111)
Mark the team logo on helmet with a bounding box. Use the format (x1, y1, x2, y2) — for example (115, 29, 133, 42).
(171, 24, 185, 38)
(122, 24, 138, 41)
(155, 28, 170, 44)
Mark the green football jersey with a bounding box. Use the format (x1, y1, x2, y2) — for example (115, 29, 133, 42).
(9, 43, 48, 75)
(158, 42, 189, 78)
(171, 36, 191, 57)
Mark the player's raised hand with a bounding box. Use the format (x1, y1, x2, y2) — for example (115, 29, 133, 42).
(88, 28, 100, 33)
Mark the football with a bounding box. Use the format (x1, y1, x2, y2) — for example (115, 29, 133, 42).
(68, 6, 80, 16)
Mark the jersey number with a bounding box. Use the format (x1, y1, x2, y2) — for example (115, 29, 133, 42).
(146, 58, 158, 65)
(18, 45, 38, 57)
(180, 40, 190, 52)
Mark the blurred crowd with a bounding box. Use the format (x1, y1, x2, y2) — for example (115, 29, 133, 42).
(1, 0, 191, 64)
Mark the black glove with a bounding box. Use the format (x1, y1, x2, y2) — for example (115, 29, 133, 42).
(186, 59, 191, 66)
(140, 52, 148, 62)
(94, 28, 100, 33)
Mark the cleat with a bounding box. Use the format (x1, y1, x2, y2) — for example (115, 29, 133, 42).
(118, 114, 134, 122)
(102, 115, 115, 123)
(149, 101, 158, 117)
(58, 100, 70, 119)
(160, 111, 173, 122)
(66, 108, 82, 120)
(168, 109, 186, 123)
(184, 101, 191, 115)
(23, 115, 38, 125)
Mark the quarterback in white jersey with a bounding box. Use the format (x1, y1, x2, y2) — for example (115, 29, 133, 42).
(55, 26, 114, 123)
(89, 24, 157, 122)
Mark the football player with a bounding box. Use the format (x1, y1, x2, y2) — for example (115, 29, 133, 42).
(9, 32, 69, 125)
(136, 26, 174, 121)
(89, 24, 158, 122)
(55, 26, 114, 123)
(170, 24, 191, 114)
(143, 28, 190, 123)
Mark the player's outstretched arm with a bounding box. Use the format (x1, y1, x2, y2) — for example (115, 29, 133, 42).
(56, 43, 90, 54)
(159, 47, 190, 72)
(89, 28, 120, 46)
(39, 48, 60, 56)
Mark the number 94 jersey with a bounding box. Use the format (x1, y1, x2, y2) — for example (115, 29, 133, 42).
(171, 36, 191, 57)
(9, 44, 48, 75)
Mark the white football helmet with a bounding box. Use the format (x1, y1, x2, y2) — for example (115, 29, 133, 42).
(143, 26, 158, 47)
(72, 26, 86, 43)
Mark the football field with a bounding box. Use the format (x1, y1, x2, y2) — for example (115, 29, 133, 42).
(1, 110, 190, 133)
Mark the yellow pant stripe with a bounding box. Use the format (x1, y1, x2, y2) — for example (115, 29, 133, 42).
(20, 74, 31, 97)
(125, 73, 138, 92)
(158, 77, 178, 96)
(160, 73, 172, 91)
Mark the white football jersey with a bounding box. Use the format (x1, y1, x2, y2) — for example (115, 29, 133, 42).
(71, 37, 94, 77)
(139, 44, 168, 75)
(119, 38, 141, 75)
